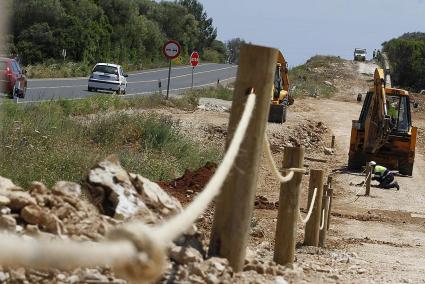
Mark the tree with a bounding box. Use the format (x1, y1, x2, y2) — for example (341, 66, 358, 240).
(226, 38, 246, 64)
(9, 0, 224, 67)
(383, 33, 425, 91)
(178, 0, 217, 52)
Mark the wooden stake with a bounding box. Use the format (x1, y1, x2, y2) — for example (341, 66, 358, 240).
(331, 135, 336, 148)
(209, 44, 278, 272)
(304, 169, 325, 246)
(273, 147, 305, 265)
(319, 195, 330, 247)
(365, 162, 372, 196)
(326, 177, 333, 231)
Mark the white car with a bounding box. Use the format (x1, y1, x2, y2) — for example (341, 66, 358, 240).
(88, 63, 128, 94)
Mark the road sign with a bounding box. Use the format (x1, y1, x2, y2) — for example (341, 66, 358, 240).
(190, 51, 199, 67)
(163, 40, 181, 60)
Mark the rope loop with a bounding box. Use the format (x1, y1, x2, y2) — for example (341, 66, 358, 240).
(107, 223, 167, 283)
(263, 137, 306, 183)
(299, 187, 317, 224)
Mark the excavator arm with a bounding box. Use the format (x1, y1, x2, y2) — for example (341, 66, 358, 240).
(363, 68, 393, 153)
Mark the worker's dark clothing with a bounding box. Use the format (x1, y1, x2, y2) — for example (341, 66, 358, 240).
(372, 165, 400, 190)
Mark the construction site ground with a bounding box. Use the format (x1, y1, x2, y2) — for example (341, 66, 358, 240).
(160, 59, 425, 283)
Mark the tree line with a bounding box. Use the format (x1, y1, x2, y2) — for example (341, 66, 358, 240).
(8, 0, 245, 66)
(382, 32, 425, 91)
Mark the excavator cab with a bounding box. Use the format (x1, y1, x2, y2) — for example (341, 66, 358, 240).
(348, 68, 417, 175)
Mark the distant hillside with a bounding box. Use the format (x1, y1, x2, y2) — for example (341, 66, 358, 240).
(9, 0, 226, 66)
(382, 32, 425, 91)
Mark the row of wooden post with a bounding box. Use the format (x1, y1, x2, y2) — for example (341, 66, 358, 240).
(208, 44, 335, 271)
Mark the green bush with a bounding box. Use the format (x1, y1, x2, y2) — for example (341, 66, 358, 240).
(383, 33, 425, 91)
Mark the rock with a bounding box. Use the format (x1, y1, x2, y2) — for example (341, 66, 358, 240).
(0, 272, 9, 282)
(10, 268, 26, 281)
(6, 191, 36, 210)
(324, 81, 333, 87)
(0, 176, 17, 191)
(324, 147, 335, 155)
(170, 246, 203, 265)
(131, 173, 183, 217)
(0, 207, 11, 215)
(85, 156, 154, 221)
(28, 182, 49, 195)
(21, 205, 62, 234)
(255, 265, 265, 274)
(66, 275, 80, 284)
(0, 215, 17, 230)
(0, 196, 10, 206)
(250, 227, 265, 238)
(266, 266, 277, 276)
(275, 276, 288, 284)
(21, 205, 44, 225)
(52, 181, 82, 198)
(206, 273, 220, 284)
(329, 274, 340, 280)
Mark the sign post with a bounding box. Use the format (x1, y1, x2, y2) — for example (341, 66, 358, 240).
(62, 49, 67, 61)
(162, 40, 181, 99)
(190, 51, 199, 89)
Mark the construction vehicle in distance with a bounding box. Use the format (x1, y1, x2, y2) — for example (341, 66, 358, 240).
(348, 68, 417, 176)
(268, 52, 294, 123)
(354, 48, 367, 61)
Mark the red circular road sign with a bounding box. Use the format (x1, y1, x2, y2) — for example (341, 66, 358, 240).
(163, 40, 181, 60)
(190, 51, 199, 67)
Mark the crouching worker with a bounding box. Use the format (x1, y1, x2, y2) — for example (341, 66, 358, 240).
(369, 161, 400, 190)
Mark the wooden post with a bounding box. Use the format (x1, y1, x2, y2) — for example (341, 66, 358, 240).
(209, 44, 278, 272)
(326, 176, 333, 230)
(331, 135, 336, 148)
(365, 162, 372, 196)
(304, 169, 325, 246)
(273, 147, 305, 265)
(319, 195, 330, 247)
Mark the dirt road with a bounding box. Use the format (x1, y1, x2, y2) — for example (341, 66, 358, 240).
(313, 98, 425, 283)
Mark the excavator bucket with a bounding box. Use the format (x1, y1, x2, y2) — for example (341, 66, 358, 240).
(268, 103, 287, 123)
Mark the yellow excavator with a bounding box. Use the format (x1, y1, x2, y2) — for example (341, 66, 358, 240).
(348, 68, 417, 175)
(268, 52, 294, 123)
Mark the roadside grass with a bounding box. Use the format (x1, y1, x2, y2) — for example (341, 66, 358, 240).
(288, 55, 341, 98)
(0, 93, 221, 188)
(182, 85, 233, 101)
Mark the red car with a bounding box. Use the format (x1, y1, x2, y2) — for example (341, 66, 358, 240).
(0, 57, 28, 98)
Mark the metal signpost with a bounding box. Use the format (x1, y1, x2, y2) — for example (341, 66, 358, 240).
(162, 40, 181, 99)
(190, 51, 199, 89)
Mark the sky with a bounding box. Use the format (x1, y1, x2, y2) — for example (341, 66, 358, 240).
(199, 0, 425, 66)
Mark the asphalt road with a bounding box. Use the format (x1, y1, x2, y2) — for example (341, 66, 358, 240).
(6, 63, 237, 103)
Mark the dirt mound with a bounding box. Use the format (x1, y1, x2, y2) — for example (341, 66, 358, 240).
(159, 162, 216, 204)
(255, 195, 278, 210)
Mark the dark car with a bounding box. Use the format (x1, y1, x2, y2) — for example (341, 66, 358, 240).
(0, 57, 28, 98)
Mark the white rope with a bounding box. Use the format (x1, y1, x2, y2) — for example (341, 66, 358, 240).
(263, 136, 306, 184)
(319, 208, 325, 230)
(263, 137, 294, 182)
(0, 93, 257, 283)
(299, 187, 317, 224)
